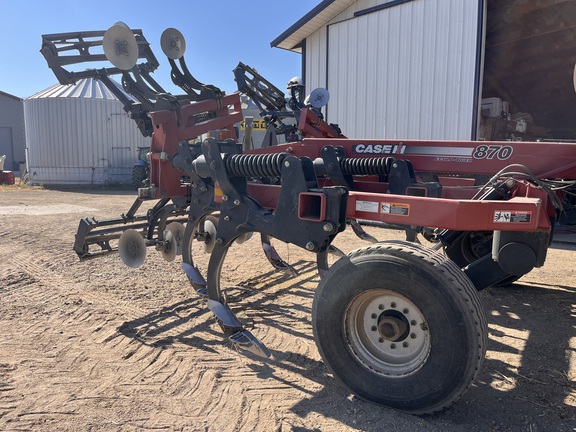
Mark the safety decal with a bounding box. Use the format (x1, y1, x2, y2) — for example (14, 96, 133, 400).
(240, 119, 267, 130)
(493, 210, 532, 223)
(380, 202, 410, 216)
(356, 200, 379, 213)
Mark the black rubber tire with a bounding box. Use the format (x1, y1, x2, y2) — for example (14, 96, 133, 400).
(131, 164, 148, 190)
(445, 231, 520, 286)
(312, 240, 487, 415)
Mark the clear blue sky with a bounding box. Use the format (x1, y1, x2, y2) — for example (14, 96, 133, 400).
(0, 1, 319, 99)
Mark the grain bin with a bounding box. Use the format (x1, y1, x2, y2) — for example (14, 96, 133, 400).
(24, 77, 149, 185)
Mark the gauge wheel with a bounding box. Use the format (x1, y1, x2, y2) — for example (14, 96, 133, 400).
(312, 241, 487, 415)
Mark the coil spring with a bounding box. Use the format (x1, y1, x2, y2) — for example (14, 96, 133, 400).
(193, 111, 217, 124)
(339, 157, 393, 176)
(224, 153, 288, 178)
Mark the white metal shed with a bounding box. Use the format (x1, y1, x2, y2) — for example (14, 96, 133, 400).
(24, 78, 150, 185)
(272, 0, 576, 142)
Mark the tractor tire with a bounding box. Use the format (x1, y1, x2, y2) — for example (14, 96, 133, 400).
(131, 164, 147, 190)
(312, 241, 487, 415)
(445, 231, 520, 286)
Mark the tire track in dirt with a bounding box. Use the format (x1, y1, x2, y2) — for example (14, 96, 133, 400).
(0, 241, 217, 428)
(0, 198, 393, 430)
(1, 243, 148, 318)
(0, 363, 18, 422)
(0, 238, 330, 431)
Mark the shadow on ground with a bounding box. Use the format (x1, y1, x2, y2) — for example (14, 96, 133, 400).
(118, 259, 576, 432)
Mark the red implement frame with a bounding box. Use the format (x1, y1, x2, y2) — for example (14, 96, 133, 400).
(298, 108, 346, 139)
(243, 138, 576, 232)
(248, 138, 576, 179)
(147, 94, 244, 198)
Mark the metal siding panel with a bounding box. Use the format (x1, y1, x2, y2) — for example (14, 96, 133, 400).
(384, 9, 400, 138)
(69, 99, 81, 170)
(326, 0, 480, 140)
(410, 3, 425, 136)
(419, 1, 437, 138)
(354, 18, 368, 138)
(343, 20, 358, 137)
(88, 99, 107, 174)
(306, 30, 327, 91)
(303, 0, 393, 95)
(431, 1, 449, 138)
(365, 11, 380, 138)
(331, 18, 354, 137)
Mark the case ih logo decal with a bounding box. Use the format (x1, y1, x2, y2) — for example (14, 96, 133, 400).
(352, 143, 406, 155)
(352, 143, 514, 161)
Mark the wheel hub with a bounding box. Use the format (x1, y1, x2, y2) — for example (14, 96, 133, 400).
(378, 313, 408, 341)
(345, 289, 431, 377)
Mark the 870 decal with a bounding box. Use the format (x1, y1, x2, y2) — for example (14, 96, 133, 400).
(473, 145, 513, 160)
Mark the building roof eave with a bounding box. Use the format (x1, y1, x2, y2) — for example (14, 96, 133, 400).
(271, 0, 356, 52)
(0, 90, 23, 101)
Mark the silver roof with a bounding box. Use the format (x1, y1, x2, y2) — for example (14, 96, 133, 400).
(28, 77, 131, 101)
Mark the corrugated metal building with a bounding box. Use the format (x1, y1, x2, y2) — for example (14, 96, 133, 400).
(24, 78, 150, 185)
(272, 0, 576, 141)
(0, 90, 26, 172)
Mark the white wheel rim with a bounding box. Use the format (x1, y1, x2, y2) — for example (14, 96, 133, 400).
(344, 289, 431, 377)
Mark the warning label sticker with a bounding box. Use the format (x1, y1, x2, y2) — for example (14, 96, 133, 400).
(356, 200, 379, 213)
(381, 202, 410, 216)
(493, 210, 532, 223)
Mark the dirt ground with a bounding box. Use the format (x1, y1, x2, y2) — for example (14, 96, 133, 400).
(0, 186, 574, 432)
